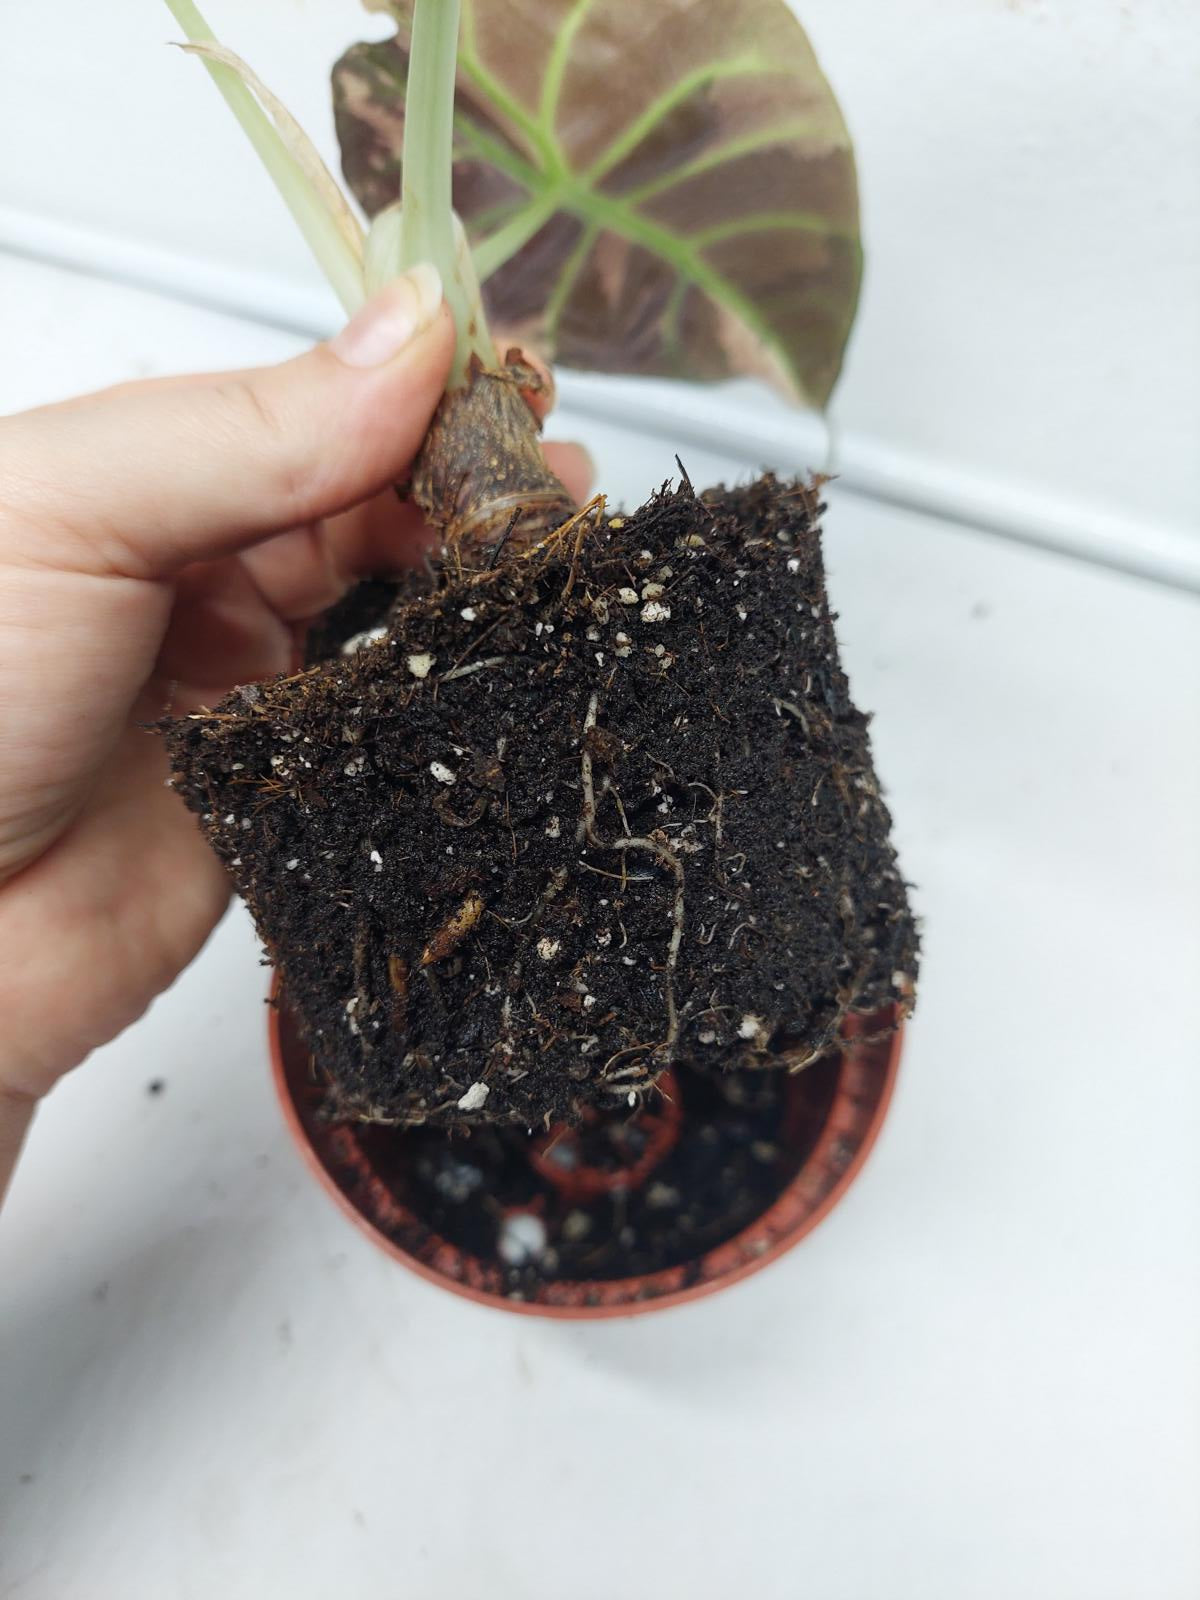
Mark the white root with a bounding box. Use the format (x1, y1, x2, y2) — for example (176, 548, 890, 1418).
(440, 655, 509, 683)
(577, 692, 599, 846)
(578, 694, 684, 1063)
(608, 836, 684, 1055)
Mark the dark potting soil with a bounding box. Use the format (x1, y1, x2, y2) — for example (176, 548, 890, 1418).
(167, 474, 918, 1130)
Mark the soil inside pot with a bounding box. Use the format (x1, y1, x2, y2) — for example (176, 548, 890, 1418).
(290, 1001, 843, 1291)
(400, 1061, 840, 1288)
(167, 474, 917, 1130)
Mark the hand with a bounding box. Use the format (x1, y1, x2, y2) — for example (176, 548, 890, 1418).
(0, 266, 591, 1196)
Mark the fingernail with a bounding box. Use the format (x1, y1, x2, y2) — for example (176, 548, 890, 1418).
(330, 264, 443, 368)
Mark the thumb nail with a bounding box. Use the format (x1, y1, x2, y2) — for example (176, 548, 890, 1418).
(329, 265, 443, 369)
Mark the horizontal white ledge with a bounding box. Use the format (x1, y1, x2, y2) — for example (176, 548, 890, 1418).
(2, 202, 1196, 596)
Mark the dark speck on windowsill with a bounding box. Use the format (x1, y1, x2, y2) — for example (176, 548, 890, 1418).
(147, 1079, 166, 1096)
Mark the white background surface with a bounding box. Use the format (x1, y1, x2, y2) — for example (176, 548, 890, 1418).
(1, 0, 1199, 1590)
(1, 0, 1197, 566)
(0, 256, 1198, 1598)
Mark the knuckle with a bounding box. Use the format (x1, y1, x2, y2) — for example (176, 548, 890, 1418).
(217, 376, 315, 522)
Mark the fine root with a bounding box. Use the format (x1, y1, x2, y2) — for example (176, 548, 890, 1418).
(420, 892, 485, 967)
(611, 834, 684, 1058)
(577, 691, 600, 846)
(578, 693, 685, 1063)
(560, 494, 607, 602)
(440, 655, 511, 683)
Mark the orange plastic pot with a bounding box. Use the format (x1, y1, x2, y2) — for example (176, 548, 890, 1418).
(270, 987, 902, 1319)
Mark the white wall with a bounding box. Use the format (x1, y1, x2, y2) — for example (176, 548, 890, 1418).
(1, 0, 1196, 569)
(807, 0, 1200, 541)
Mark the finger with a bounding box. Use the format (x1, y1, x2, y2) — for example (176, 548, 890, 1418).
(326, 493, 436, 577)
(543, 442, 595, 506)
(236, 498, 431, 624)
(51, 348, 587, 628)
(80, 348, 559, 426)
(158, 560, 295, 686)
(49, 365, 249, 411)
(510, 346, 556, 423)
(0, 267, 453, 580)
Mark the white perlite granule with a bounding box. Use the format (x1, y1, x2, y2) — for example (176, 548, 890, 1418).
(498, 1211, 546, 1264)
(340, 625, 388, 656)
(456, 1081, 490, 1113)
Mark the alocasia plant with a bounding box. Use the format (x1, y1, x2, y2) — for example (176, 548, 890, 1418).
(334, 0, 861, 407)
(162, 0, 915, 1144)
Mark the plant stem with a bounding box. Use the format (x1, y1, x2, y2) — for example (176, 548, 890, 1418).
(396, 0, 571, 551)
(399, 0, 491, 383)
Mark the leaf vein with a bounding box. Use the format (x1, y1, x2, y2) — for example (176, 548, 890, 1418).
(621, 118, 837, 209)
(582, 55, 779, 185)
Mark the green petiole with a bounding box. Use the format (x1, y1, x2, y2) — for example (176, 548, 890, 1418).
(389, 0, 493, 383)
(163, 0, 492, 383)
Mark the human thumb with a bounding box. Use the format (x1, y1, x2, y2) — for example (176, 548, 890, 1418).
(0, 264, 453, 581)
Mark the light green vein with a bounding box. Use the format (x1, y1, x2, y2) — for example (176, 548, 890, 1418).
(582, 55, 777, 185)
(575, 192, 808, 398)
(688, 210, 852, 249)
(458, 3, 559, 170)
(538, 0, 596, 153)
(453, 114, 542, 191)
(544, 218, 599, 343)
(620, 118, 834, 208)
(448, 37, 853, 402)
(661, 278, 688, 367)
